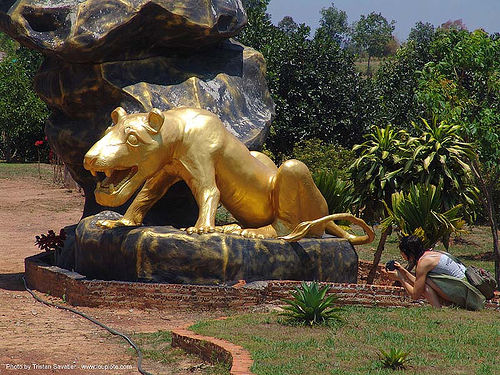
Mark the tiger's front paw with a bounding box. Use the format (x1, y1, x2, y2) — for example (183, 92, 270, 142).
(96, 218, 138, 229)
(240, 229, 265, 239)
(185, 225, 215, 235)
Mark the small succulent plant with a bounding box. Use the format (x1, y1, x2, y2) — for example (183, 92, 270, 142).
(378, 348, 410, 370)
(280, 281, 342, 326)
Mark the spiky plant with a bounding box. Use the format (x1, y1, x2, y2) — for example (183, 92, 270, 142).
(350, 124, 409, 221)
(313, 171, 359, 215)
(380, 184, 465, 250)
(280, 282, 342, 326)
(404, 118, 478, 216)
(378, 348, 410, 370)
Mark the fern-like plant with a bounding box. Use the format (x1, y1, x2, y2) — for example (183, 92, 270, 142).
(378, 348, 410, 370)
(280, 282, 342, 326)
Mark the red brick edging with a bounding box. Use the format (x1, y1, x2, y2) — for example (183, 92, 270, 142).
(24, 252, 500, 310)
(171, 320, 255, 375)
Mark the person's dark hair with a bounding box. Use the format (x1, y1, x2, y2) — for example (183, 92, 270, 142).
(399, 235, 425, 263)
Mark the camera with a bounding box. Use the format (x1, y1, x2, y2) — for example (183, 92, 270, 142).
(385, 260, 397, 271)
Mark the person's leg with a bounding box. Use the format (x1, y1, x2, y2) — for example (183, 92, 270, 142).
(424, 279, 453, 307)
(423, 283, 442, 307)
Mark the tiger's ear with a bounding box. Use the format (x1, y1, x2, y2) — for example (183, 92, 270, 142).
(148, 108, 164, 133)
(111, 107, 127, 125)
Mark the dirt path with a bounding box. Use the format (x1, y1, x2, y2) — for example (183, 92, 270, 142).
(0, 173, 220, 375)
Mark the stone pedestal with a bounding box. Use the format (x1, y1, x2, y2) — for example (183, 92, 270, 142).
(74, 211, 358, 284)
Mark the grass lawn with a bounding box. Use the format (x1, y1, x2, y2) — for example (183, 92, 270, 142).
(0, 162, 54, 181)
(189, 307, 499, 375)
(355, 225, 496, 274)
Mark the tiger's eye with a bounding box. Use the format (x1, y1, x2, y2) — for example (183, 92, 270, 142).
(127, 134, 139, 146)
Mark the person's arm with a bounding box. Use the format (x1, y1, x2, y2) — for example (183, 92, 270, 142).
(395, 259, 434, 300)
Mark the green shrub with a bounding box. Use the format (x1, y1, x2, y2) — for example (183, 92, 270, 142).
(404, 118, 478, 218)
(292, 138, 356, 178)
(280, 281, 342, 326)
(350, 124, 409, 221)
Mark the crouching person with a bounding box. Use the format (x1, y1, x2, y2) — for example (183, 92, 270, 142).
(384, 235, 485, 310)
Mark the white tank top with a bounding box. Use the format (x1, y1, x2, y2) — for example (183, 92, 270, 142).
(428, 252, 466, 279)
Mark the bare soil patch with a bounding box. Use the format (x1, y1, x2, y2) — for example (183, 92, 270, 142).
(0, 167, 224, 374)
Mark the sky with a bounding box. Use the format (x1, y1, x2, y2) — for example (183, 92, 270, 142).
(266, 0, 500, 41)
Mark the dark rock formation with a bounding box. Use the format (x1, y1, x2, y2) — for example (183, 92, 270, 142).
(0, 0, 247, 62)
(0, 0, 274, 225)
(74, 211, 359, 284)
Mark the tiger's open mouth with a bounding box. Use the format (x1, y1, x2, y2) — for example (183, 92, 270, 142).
(90, 166, 138, 194)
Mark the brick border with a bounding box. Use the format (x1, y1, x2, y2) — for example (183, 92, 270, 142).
(172, 320, 254, 375)
(25, 252, 500, 310)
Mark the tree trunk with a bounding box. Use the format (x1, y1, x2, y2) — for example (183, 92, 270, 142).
(471, 159, 500, 288)
(367, 226, 392, 284)
(1, 130, 12, 162)
(366, 54, 372, 78)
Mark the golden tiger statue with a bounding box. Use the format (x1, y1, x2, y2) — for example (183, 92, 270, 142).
(83, 107, 374, 244)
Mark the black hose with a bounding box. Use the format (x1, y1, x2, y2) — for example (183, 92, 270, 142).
(22, 276, 154, 375)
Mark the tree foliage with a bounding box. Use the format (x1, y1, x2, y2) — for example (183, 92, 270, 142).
(292, 138, 355, 178)
(278, 16, 298, 34)
(0, 33, 48, 162)
(350, 12, 395, 75)
(440, 19, 467, 31)
(317, 2, 349, 45)
(417, 30, 500, 171)
(414, 28, 500, 282)
(373, 21, 436, 129)
(351, 12, 395, 57)
(408, 21, 436, 45)
(238, 0, 374, 160)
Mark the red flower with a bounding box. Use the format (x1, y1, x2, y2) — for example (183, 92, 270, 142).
(34, 140, 44, 146)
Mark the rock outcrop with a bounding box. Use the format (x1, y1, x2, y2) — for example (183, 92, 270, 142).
(75, 211, 358, 284)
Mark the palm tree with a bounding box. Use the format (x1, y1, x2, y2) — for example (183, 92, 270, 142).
(404, 118, 478, 214)
(350, 125, 409, 283)
(350, 124, 409, 220)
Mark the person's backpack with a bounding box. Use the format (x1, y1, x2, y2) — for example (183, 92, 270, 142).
(436, 251, 497, 300)
(464, 266, 497, 300)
